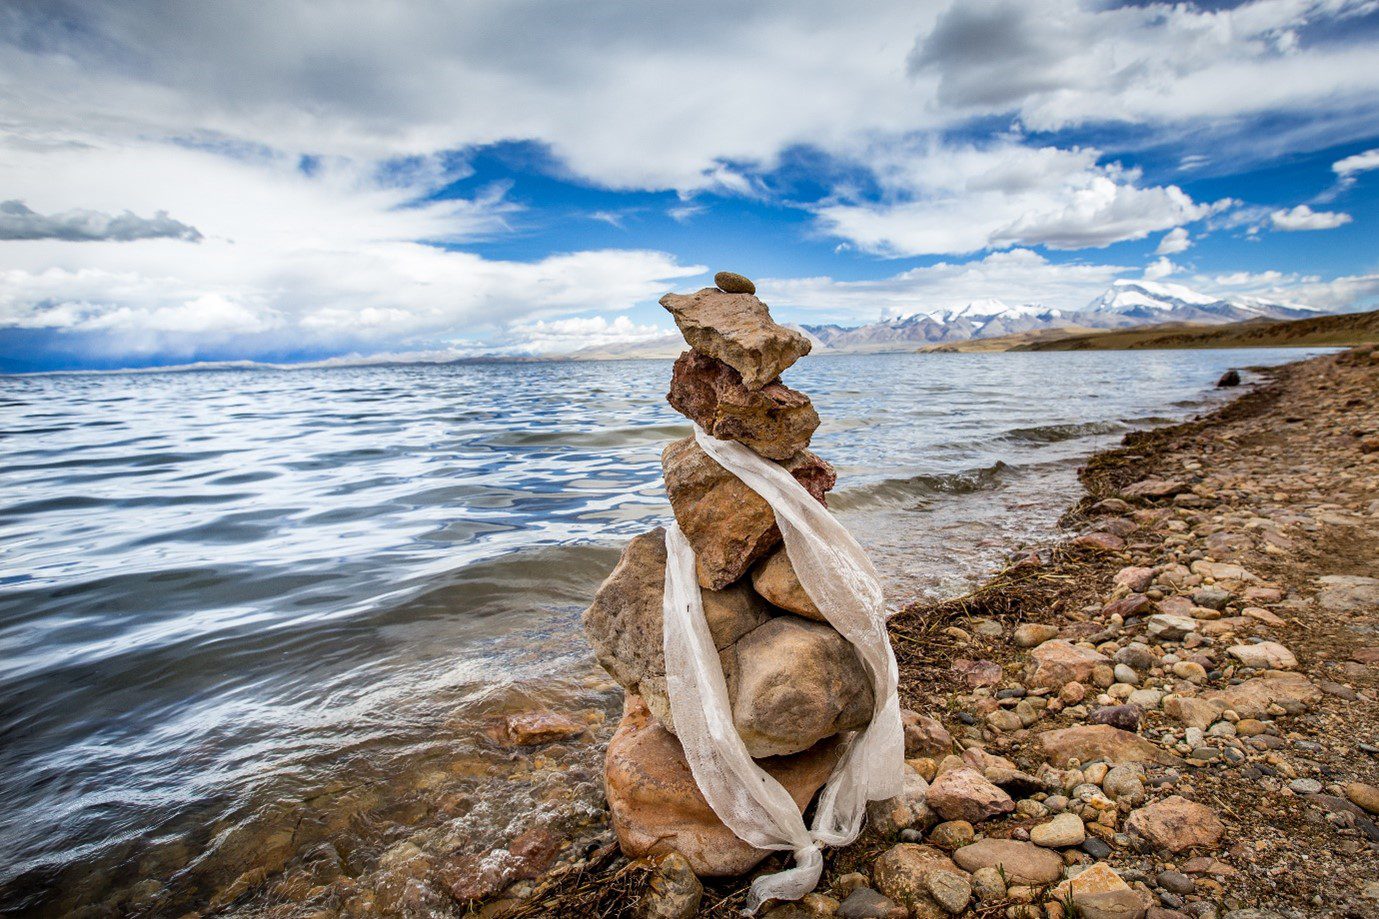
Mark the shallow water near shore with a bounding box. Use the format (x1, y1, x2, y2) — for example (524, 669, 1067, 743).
(0, 348, 1327, 914)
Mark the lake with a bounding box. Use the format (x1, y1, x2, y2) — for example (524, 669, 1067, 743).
(0, 348, 1321, 914)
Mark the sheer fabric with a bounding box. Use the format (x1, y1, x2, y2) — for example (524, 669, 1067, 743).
(661, 425, 904, 912)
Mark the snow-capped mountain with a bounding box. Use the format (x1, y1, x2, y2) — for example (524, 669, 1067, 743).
(1082, 279, 1317, 327)
(801, 282, 1319, 352)
(803, 298, 1075, 351)
(562, 280, 1326, 360)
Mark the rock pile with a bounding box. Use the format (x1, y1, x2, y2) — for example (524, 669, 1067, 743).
(582, 274, 873, 878)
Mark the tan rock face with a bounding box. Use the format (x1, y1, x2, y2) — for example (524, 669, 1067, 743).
(870, 844, 965, 919)
(1203, 670, 1319, 719)
(926, 767, 1015, 822)
(1051, 864, 1146, 919)
(1037, 724, 1180, 767)
(1026, 640, 1113, 689)
(659, 288, 811, 390)
(721, 616, 873, 758)
(667, 350, 820, 461)
(951, 839, 1064, 885)
(662, 436, 835, 590)
(1124, 795, 1224, 853)
(604, 695, 842, 877)
(1227, 641, 1298, 670)
(750, 547, 823, 620)
(581, 528, 772, 732)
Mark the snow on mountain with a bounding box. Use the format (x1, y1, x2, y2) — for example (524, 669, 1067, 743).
(563, 280, 1327, 360)
(1083, 279, 1316, 326)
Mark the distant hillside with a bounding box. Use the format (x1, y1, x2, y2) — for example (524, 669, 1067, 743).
(979, 308, 1379, 352)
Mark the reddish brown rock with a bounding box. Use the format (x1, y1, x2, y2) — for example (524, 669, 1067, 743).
(926, 767, 1015, 822)
(582, 528, 772, 731)
(604, 695, 843, 876)
(1121, 478, 1186, 500)
(750, 546, 823, 620)
(870, 844, 966, 918)
(951, 839, 1063, 885)
(1124, 796, 1224, 853)
(668, 350, 819, 460)
(660, 288, 811, 389)
(1103, 594, 1153, 618)
(1026, 640, 1112, 690)
(1203, 671, 1320, 719)
(951, 658, 1003, 688)
(713, 270, 755, 294)
(1037, 725, 1180, 767)
(1074, 532, 1127, 552)
(486, 709, 585, 746)
(902, 709, 954, 758)
(662, 435, 835, 590)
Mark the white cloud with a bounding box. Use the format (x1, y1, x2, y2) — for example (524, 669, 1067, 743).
(4, 2, 1377, 194)
(1207, 268, 1379, 313)
(1155, 227, 1192, 255)
(1143, 257, 1178, 280)
(813, 141, 1222, 256)
(503, 315, 670, 355)
(0, 138, 701, 361)
(762, 249, 1130, 321)
(911, 0, 1379, 142)
(1333, 147, 1379, 177)
(0, 200, 202, 242)
(1269, 204, 1354, 231)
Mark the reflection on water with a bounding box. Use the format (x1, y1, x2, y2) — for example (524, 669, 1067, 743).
(0, 349, 1320, 914)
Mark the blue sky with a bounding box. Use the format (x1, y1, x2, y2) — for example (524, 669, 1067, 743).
(2, 0, 1379, 371)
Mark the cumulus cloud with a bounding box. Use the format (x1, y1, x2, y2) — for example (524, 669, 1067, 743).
(504, 315, 671, 354)
(0, 200, 202, 242)
(910, 0, 1379, 141)
(0, 138, 700, 361)
(1143, 257, 1178, 280)
(1333, 147, 1379, 177)
(5, 2, 1378, 194)
(813, 141, 1223, 256)
(1270, 204, 1354, 231)
(762, 249, 1131, 320)
(1155, 227, 1191, 255)
(1208, 268, 1379, 313)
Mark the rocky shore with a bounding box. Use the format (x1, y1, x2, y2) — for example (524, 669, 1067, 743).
(490, 345, 1379, 919)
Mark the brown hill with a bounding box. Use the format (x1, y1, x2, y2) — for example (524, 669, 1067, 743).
(922, 309, 1379, 353)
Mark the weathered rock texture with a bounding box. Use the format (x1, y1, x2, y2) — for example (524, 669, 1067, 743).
(667, 349, 819, 460)
(662, 435, 835, 590)
(659, 288, 811, 390)
(749, 546, 823, 620)
(582, 528, 771, 731)
(604, 695, 843, 876)
(721, 616, 873, 757)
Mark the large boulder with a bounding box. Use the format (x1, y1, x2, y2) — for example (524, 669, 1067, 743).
(722, 615, 874, 757)
(660, 288, 811, 389)
(667, 350, 819, 460)
(582, 528, 772, 731)
(662, 436, 835, 590)
(604, 695, 843, 877)
(750, 546, 823, 620)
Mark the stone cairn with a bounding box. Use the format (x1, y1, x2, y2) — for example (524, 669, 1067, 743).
(581, 271, 875, 878)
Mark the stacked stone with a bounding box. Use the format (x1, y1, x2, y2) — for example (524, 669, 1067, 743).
(581, 272, 875, 878)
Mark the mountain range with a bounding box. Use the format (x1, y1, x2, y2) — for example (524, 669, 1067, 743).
(566, 279, 1322, 359)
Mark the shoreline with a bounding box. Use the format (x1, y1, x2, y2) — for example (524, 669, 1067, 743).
(500, 345, 1379, 918)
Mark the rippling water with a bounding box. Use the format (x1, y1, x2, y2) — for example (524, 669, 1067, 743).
(0, 349, 1320, 914)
